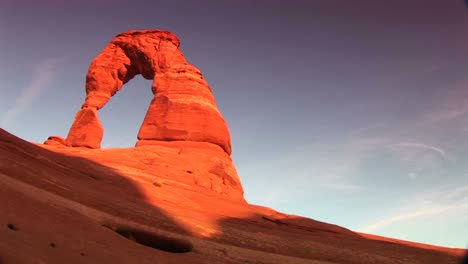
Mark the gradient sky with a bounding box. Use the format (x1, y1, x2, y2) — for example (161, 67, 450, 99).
(1, 0, 468, 249)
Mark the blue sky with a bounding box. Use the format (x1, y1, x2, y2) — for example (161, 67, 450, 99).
(1, 0, 468, 248)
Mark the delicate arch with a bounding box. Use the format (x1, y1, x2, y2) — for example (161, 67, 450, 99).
(64, 30, 232, 154)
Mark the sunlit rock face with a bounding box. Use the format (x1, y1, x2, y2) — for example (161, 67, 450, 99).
(62, 29, 231, 155)
(44, 29, 241, 199)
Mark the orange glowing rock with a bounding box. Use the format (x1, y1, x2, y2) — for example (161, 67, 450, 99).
(58, 29, 231, 154)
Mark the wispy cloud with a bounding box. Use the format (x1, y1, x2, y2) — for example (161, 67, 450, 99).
(241, 137, 379, 206)
(240, 136, 382, 206)
(246, 135, 387, 194)
(361, 206, 448, 233)
(310, 137, 385, 187)
(385, 141, 456, 175)
(407, 172, 417, 180)
(1, 58, 62, 126)
(422, 80, 468, 124)
(359, 184, 468, 233)
(427, 98, 468, 124)
(320, 182, 362, 191)
(386, 142, 449, 160)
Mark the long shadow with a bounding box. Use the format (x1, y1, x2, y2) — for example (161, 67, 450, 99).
(0, 129, 196, 263)
(0, 128, 465, 264)
(214, 211, 466, 264)
(461, 249, 468, 264)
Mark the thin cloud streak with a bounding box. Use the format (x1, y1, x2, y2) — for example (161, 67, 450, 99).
(386, 141, 449, 160)
(426, 101, 468, 123)
(360, 185, 468, 233)
(1, 58, 61, 126)
(247, 136, 385, 193)
(241, 136, 381, 205)
(361, 206, 447, 233)
(422, 80, 468, 124)
(319, 183, 362, 191)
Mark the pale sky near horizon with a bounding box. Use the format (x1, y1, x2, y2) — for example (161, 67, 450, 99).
(1, 0, 468, 249)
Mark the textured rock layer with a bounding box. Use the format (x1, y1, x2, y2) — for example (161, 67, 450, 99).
(62, 29, 231, 154)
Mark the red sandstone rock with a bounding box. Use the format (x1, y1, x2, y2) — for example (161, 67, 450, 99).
(66, 108, 103, 149)
(44, 29, 239, 202)
(65, 29, 231, 154)
(44, 135, 67, 146)
(1, 128, 465, 264)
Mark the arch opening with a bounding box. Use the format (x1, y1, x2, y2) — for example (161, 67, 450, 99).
(99, 75, 153, 148)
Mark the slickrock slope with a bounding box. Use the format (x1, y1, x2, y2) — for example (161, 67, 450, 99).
(0, 129, 466, 264)
(57, 29, 231, 154)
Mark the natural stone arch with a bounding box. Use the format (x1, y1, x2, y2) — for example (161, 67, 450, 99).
(62, 30, 231, 154)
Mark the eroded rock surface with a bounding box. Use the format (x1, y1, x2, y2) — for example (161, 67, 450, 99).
(59, 29, 231, 154)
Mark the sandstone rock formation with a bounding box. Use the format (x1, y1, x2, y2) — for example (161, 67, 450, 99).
(42, 29, 244, 200)
(66, 108, 103, 149)
(62, 29, 231, 154)
(2, 128, 466, 264)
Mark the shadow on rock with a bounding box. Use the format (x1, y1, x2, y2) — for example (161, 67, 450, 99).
(0, 129, 197, 263)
